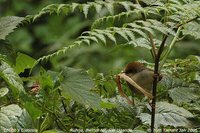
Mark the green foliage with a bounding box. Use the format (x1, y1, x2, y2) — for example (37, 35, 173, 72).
(0, 0, 199, 132)
(14, 52, 36, 74)
(26, 0, 200, 62)
(61, 67, 101, 109)
(0, 61, 24, 96)
(0, 40, 16, 64)
(138, 102, 194, 128)
(0, 104, 33, 132)
(0, 87, 9, 98)
(169, 87, 199, 105)
(0, 16, 24, 40)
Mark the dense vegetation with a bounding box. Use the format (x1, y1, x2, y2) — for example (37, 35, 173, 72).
(0, 0, 200, 133)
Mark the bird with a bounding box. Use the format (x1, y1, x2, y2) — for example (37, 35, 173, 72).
(116, 61, 162, 104)
(124, 61, 154, 95)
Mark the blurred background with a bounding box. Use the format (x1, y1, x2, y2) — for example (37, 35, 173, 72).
(1, 0, 200, 74)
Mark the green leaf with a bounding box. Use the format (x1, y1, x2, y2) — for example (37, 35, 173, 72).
(40, 114, 53, 133)
(82, 4, 90, 18)
(0, 40, 16, 64)
(0, 104, 22, 132)
(0, 87, 9, 97)
(61, 67, 101, 109)
(104, 3, 114, 15)
(0, 61, 25, 96)
(0, 16, 24, 40)
(94, 3, 102, 14)
(169, 87, 199, 104)
(17, 109, 34, 129)
(100, 101, 117, 109)
(182, 22, 200, 39)
(42, 130, 62, 133)
(14, 52, 36, 74)
(0, 104, 34, 132)
(118, 1, 132, 11)
(137, 102, 193, 128)
(23, 102, 42, 120)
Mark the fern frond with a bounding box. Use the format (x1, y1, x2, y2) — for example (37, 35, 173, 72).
(25, 1, 137, 22)
(92, 1, 200, 30)
(37, 25, 153, 62)
(36, 42, 81, 62)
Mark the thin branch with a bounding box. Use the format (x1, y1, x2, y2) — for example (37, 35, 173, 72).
(148, 33, 157, 58)
(134, 0, 157, 59)
(159, 27, 182, 70)
(58, 88, 68, 113)
(176, 16, 199, 28)
(150, 35, 168, 133)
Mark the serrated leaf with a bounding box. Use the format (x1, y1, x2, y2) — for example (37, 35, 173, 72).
(169, 87, 199, 104)
(0, 104, 34, 132)
(0, 40, 16, 64)
(124, 30, 135, 40)
(137, 102, 193, 128)
(61, 67, 101, 109)
(118, 2, 131, 11)
(103, 31, 116, 44)
(94, 3, 102, 14)
(0, 61, 24, 96)
(82, 4, 90, 18)
(104, 3, 114, 15)
(16, 109, 34, 129)
(71, 3, 79, 12)
(128, 38, 151, 49)
(93, 31, 106, 44)
(114, 29, 129, 41)
(0, 104, 22, 132)
(0, 87, 9, 97)
(0, 112, 12, 132)
(182, 22, 200, 39)
(14, 52, 36, 74)
(0, 16, 24, 40)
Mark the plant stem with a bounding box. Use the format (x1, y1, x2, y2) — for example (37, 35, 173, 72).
(150, 35, 168, 133)
(159, 27, 182, 71)
(135, 0, 157, 60)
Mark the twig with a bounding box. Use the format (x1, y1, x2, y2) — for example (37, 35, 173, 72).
(135, 0, 157, 59)
(159, 27, 182, 70)
(176, 16, 199, 28)
(150, 35, 168, 133)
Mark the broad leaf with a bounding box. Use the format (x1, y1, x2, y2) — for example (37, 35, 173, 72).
(0, 40, 16, 64)
(0, 87, 9, 97)
(16, 109, 34, 129)
(0, 104, 22, 132)
(23, 102, 42, 120)
(0, 16, 24, 40)
(0, 61, 24, 96)
(169, 87, 199, 104)
(60, 67, 101, 109)
(15, 52, 36, 74)
(137, 102, 193, 128)
(0, 104, 34, 132)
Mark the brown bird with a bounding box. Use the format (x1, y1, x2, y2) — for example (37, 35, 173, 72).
(124, 61, 154, 95)
(116, 61, 162, 104)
